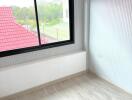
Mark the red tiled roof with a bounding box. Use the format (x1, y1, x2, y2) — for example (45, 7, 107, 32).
(0, 7, 47, 52)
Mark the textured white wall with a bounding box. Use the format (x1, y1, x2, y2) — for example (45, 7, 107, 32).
(90, 0, 132, 94)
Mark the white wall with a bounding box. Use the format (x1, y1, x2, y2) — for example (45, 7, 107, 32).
(84, 0, 90, 69)
(0, 52, 86, 98)
(90, 0, 132, 94)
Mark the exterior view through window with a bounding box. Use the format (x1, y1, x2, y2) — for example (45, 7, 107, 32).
(37, 0, 70, 44)
(0, 0, 74, 57)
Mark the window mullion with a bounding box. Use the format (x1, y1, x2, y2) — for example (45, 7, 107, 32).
(34, 0, 42, 45)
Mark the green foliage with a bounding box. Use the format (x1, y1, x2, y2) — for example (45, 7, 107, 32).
(46, 18, 62, 26)
(12, 3, 63, 26)
(12, 6, 35, 20)
(38, 3, 63, 25)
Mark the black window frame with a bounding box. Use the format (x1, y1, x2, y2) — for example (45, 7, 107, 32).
(0, 0, 74, 57)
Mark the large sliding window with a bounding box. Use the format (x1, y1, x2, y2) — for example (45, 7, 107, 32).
(0, 0, 74, 57)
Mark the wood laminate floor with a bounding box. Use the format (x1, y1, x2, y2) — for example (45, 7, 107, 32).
(2, 72, 132, 100)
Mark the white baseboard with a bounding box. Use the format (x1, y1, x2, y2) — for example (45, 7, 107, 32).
(0, 51, 86, 98)
(89, 69, 132, 95)
(1, 71, 87, 100)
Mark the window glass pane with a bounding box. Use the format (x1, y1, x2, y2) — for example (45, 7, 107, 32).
(0, 0, 40, 52)
(37, 0, 70, 44)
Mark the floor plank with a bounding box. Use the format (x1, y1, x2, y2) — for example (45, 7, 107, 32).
(2, 73, 132, 100)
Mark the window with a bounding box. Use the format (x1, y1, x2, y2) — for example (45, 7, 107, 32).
(0, 0, 74, 57)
